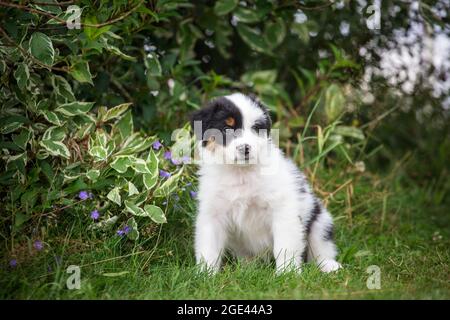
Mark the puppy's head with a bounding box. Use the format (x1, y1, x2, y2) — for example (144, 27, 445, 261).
(190, 93, 272, 165)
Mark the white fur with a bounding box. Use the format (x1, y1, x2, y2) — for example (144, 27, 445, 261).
(194, 93, 341, 274)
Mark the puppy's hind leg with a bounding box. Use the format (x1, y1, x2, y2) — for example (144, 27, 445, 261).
(307, 209, 342, 273)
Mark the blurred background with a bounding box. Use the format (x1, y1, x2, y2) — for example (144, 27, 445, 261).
(0, 0, 449, 298)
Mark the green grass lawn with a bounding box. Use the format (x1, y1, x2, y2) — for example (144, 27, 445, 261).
(1, 170, 449, 299)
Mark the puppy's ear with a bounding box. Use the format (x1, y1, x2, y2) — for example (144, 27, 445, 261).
(190, 99, 224, 140)
(247, 93, 272, 131)
(190, 108, 207, 141)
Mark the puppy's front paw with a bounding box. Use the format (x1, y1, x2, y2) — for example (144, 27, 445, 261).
(196, 262, 220, 275)
(318, 259, 342, 273)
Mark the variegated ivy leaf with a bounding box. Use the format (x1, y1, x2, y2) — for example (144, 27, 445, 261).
(42, 110, 64, 126)
(132, 158, 151, 174)
(124, 200, 146, 216)
(55, 101, 94, 117)
(109, 155, 134, 173)
(12, 128, 31, 151)
(107, 187, 121, 206)
(143, 173, 158, 190)
(89, 145, 108, 161)
(86, 169, 100, 181)
(43, 126, 66, 142)
(144, 204, 167, 224)
(103, 103, 132, 122)
(146, 148, 159, 173)
(114, 110, 133, 140)
(0, 122, 24, 135)
(154, 167, 183, 197)
(127, 191, 148, 206)
(88, 215, 118, 231)
(29, 32, 55, 66)
(14, 63, 30, 90)
(39, 140, 70, 159)
(128, 181, 139, 196)
(6, 152, 27, 172)
(126, 217, 139, 241)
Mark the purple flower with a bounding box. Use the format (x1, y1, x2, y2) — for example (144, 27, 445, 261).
(159, 170, 171, 178)
(33, 240, 43, 251)
(117, 226, 131, 237)
(164, 151, 172, 160)
(78, 191, 89, 200)
(123, 226, 131, 234)
(152, 140, 163, 150)
(9, 259, 17, 268)
(171, 158, 181, 165)
(90, 210, 100, 220)
(190, 191, 197, 199)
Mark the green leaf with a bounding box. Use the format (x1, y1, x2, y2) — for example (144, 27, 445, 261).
(154, 167, 183, 197)
(234, 7, 262, 23)
(333, 126, 365, 140)
(43, 126, 65, 141)
(53, 75, 75, 101)
(103, 103, 132, 122)
(89, 145, 108, 161)
(145, 54, 162, 76)
(126, 217, 139, 241)
(0, 122, 24, 134)
(214, 0, 238, 15)
(12, 128, 31, 150)
(29, 32, 55, 66)
(14, 64, 30, 90)
(42, 110, 64, 126)
(144, 204, 167, 224)
(107, 187, 121, 206)
(132, 158, 151, 174)
(124, 200, 146, 216)
(115, 110, 133, 140)
(69, 61, 93, 85)
(292, 23, 310, 44)
(39, 140, 70, 159)
(143, 173, 158, 190)
(110, 155, 134, 173)
(128, 181, 139, 196)
(236, 23, 272, 54)
(105, 43, 136, 61)
(86, 169, 100, 181)
(324, 84, 345, 122)
(56, 101, 94, 116)
(264, 18, 286, 48)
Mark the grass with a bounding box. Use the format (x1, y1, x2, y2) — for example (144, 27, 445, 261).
(1, 164, 449, 299)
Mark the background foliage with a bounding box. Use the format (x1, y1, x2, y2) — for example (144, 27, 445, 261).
(0, 0, 449, 298)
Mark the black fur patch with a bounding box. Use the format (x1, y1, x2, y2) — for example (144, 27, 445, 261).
(305, 199, 321, 236)
(247, 94, 272, 136)
(300, 199, 321, 262)
(323, 223, 334, 241)
(190, 97, 243, 146)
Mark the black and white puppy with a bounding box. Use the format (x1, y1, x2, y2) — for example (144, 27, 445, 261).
(190, 93, 341, 274)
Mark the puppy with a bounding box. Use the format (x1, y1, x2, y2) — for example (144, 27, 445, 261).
(190, 93, 341, 274)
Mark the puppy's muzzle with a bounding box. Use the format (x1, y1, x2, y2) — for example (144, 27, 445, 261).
(237, 144, 251, 159)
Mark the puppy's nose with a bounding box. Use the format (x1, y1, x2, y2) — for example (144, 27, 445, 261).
(237, 144, 251, 155)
